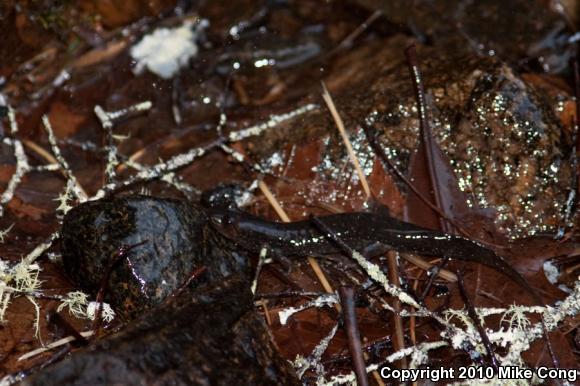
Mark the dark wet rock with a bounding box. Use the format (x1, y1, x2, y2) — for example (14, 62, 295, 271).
(20, 275, 300, 386)
(61, 195, 250, 319)
(237, 36, 572, 237)
(352, 0, 573, 73)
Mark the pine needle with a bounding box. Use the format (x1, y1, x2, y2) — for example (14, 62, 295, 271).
(18, 331, 95, 362)
(321, 82, 371, 199)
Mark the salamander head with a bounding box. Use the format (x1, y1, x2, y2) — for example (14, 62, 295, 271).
(206, 208, 242, 240)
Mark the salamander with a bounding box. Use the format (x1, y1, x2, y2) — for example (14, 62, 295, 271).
(207, 207, 543, 304)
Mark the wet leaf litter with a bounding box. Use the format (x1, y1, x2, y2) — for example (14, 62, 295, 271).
(0, 1, 579, 385)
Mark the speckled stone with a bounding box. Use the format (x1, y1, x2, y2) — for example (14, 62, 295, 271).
(239, 36, 572, 238)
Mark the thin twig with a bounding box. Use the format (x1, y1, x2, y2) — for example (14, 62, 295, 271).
(399, 253, 457, 282)
(90, 241, 147, 337)
(386, 251, 407, 369)
(258, 180, 291, 222)
(0, 138, 30, 217)
(165, 266, 207, 303)
(22, 232, 59, 266)
(456, 271, 499, 371)
(22, 139, 59, 166)
(295, 323, 339, 379)
(404, 44, 449, 233)
(47, 312, 89, 346)
(95, 138, 222, 197)
(254, 290, 324, 299)
(221, 144, 268, 174)
(95, 105, 120, 184)
(328, 10, 383, 56)
(419, 257, 450, 302)
(409, 279, 420, 345)
(42, 115, 88, 201)
(278, 293, 339, 325)
(7, 105, 17, 134)
(228, 104, 318, 142)
(251, 247, 268, 295)
(338, 286, 369, 386)
(255, 299, 273, 325)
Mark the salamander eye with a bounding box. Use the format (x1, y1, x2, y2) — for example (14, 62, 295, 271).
(208, 211, 235, 227)
(222, 214, 235, 226)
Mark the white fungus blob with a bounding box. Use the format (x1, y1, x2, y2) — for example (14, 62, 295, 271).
(130, 19, 208, 79)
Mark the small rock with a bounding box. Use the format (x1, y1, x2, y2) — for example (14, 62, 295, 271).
(61, 195, 249, 319)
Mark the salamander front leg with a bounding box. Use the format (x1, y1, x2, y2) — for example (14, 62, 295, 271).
(361, 241, 390, 258)
(267, 248, 293, 274)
